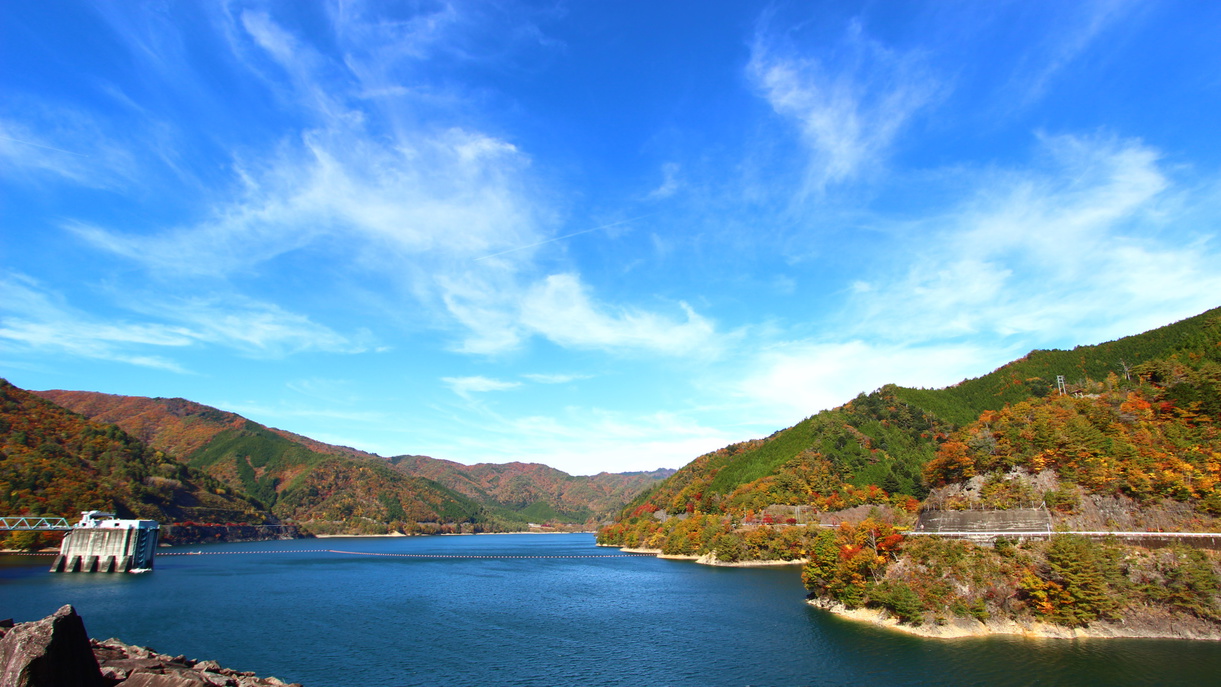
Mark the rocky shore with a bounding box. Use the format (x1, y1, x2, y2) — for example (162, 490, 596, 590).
(807, 597, 1221, 641)
(0, 605, 302, 687)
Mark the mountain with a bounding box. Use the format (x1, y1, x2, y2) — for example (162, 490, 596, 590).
(801, 370, 1221, 634)
(0, 379, 268, 549)
(599, 306, 1221, 547)
(387, 455, 675, 522)
(596, 306, 1221, 634)
(29, 390, 486, 532)
(32, 390, 670, 529)
(892, 306, 1221, 425)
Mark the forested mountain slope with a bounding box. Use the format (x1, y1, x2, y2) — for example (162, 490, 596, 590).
(388, 455, 674, 522)
(33, 391, 248, 460)
(597, 307, 1221, 635)
(29, 390, 489, 531)
(803, 366, 1221, 634)
(893, 306, 1221, 425)
(0, 379, 267, 548)
(33, 390, 669, 529)
(601, 307, 1221, 551)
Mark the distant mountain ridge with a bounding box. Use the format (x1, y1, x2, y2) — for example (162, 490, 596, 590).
(387, 454, 675, 522)
(30, 389, 671, 530)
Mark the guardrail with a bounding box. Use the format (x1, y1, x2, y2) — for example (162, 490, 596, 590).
(908, 530, 1221, 538)
(0, 516, 73, 531)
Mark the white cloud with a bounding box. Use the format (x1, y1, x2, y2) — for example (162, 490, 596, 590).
(647, 162, 681, 199)
(68, 122, 538, 278)
(0, 274, 192, 372)
(420, 404, 736, 474)
(21, 6, 718, 367)
(748, 20, 942, 193)
(733, 339, 1008, 422)
(154, 297, 368, 357)
(0, 114, 138, 190)
(442, 375, 522, 400)
(715, 131, 1221, 427)
(0, 273, 362, 368)
(1007, 0, 1139, 108)
(522, 373, 591, 384)
(439, 270, 721, 357)
(519, 274, 718, 356)
(840, 133, 1221, 346)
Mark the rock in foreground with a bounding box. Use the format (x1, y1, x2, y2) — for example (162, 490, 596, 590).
(0, 605, 301, 687)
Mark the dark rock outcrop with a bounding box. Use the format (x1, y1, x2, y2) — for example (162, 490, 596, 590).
(0, 604, 104, 687)
(0, 607, 301, 686)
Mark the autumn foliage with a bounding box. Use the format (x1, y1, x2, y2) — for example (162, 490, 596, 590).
(924, 367, 1221, 512)
(0, 379, 267, 549)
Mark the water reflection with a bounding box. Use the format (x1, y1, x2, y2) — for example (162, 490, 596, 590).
(2, 535, 1218, 686)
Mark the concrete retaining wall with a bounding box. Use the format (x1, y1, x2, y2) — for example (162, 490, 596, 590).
(915, 508, 1051, 534)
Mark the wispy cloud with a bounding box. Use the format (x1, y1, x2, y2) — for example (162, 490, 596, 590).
(748, 19, 942, 194)
(734, 339, 1007, 422)
(67, 123, 539, 278)
(58, 6, 709, 363)
(0, 114, 137, 190)
(0, 273, 363, 369)
(844, 132, 1219, 345)
(420, 402, 735, 474)
(1007, 0, 1139, 108)
(715, 131, 1221, 424)
(0, 274, 192, 372)
(521, 373, 591, 385)
(519, 274, 718, 356)
(647, 162, 681, 200)
(151, 296, 369, 357)
(442, 375, 522, 400)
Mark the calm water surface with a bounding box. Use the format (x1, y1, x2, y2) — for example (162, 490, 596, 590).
(2, 533, 1218, 686)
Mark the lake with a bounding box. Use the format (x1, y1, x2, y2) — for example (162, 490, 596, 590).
(2, 533, 1219, 686)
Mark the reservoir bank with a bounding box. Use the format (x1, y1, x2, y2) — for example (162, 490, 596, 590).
(2, 533, 1219, 686)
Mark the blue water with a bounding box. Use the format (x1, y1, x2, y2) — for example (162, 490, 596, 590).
(2, 534, 1219, 686)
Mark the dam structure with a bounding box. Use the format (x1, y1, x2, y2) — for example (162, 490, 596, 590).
(50, 511, 160, 573)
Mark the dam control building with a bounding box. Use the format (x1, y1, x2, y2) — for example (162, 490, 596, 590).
(50, 511, 160, 573)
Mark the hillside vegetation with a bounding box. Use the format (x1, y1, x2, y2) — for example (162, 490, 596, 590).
(388, 455, 674, 523)
(29, 390, 669, 534)
(0, 380, 266, 549)
(598, 307, 1221, 634)
(806, 366, 1221, 631)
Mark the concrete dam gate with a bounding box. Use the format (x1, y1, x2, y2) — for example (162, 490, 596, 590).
(49, 511, 160, 573)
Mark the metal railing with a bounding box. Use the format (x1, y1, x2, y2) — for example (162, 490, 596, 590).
(0, 516, 72, 531)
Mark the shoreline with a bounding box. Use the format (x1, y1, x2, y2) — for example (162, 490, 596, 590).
(607, 545, 805, 567)
(806, 598, 1221, 641)
(605, 543, 1221, 641)
(313, 530, 594, 538)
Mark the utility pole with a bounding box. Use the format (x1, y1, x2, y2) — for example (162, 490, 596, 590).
(1056, 375, 1067, 396)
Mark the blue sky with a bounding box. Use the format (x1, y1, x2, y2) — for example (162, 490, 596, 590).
(3, 1, 1220, 475)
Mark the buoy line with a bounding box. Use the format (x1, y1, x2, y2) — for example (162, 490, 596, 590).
(154, 548, 653, 559)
